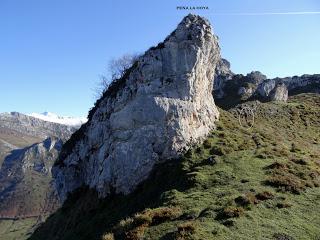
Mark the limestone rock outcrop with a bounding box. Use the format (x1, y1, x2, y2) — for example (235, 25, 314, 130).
(213, 58, 233, 98)
(269, 83, 288, 101)
(53, 14, 221, 201)
(255, 74, 320, 101)
(214, 71, 320, 105)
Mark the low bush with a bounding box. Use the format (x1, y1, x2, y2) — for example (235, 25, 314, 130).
(113, 207, 182, 239)
(176, 221, 197, 240)
(276, 201, 292, 209)
(291, 158, 308, 165)
(265, 175, 304, 194)
(266, 162, 288, 170)
(235, 192, 257, 206)
(203, 139, 212, 149)
(209, 146, 224, 156)
(255, 191, 274, 201)
(220, 206, 245, 219)
(125, 224, 148, 240)
(273, 233, 294, 240)
(265, 161, 320, 194)
(195, 147, 203, 154)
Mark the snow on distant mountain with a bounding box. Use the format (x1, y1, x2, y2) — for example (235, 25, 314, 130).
(28, 112, 87, 127)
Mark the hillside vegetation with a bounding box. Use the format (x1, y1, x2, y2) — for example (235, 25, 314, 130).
(0, 218, 38, 240)
(30, 93, 320, 240)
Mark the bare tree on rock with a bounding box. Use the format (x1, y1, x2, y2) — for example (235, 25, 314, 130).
(94, 53, 140, 99)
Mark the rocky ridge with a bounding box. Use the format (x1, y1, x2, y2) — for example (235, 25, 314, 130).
(53, 14, 221, 201)
(0, 137, 63, 219)
(0, 112, 75, 140)
(214, 64, 320, 106)
(0, 112, 75, 169)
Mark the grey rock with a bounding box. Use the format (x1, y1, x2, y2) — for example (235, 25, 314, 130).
(246, 71, 267, 84)
(215, 72, 320, 104)
(269, 83, 288, 102)
(233, 71, 266, 98)
(255, 74, 320, 101)
(256, 79, 276, 98)
(238, 86, 253, 97)
(214, 58, 233, 98)
(214, 71, 266, 102)
(53, 14, 221, 202)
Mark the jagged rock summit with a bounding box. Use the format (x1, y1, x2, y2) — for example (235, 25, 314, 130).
(53, 14, 221, 201)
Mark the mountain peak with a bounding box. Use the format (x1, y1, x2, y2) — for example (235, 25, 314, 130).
(170, 14, 214, 43)
(28, 112, 87, 127)
(181, 13, 210, 26)
(53, 15, 221, 201)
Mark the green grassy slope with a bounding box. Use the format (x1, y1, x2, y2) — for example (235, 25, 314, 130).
(0, 218, 38, 240)
(0, 127, 42, 167)
(30, 94, 320, 240)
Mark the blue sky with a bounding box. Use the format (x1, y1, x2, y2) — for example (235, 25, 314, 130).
(0, 0, 319, 117)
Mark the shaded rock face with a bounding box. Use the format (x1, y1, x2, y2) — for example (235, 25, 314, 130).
(213, 71, 268, 108)
(236, 71, 267, 100)
(54, 14, 221, 202)
(0, 137, 63, 219)
(213, 58, 233, 98)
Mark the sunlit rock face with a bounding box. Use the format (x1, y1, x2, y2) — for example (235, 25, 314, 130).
(269, 83, 288, 102)
(53, 14, 222, 202)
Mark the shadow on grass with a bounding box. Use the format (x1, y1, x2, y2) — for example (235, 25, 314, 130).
(29, 158, 191, 240)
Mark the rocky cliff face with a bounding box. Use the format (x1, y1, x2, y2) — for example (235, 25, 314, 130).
(53, 14, 221, 201)
(215, 70, 320, 106)
(256, 74, 320, 99)
(268, 83, 288, 101)
(213, 58, 233, 98)
(0, 137, 63, 219)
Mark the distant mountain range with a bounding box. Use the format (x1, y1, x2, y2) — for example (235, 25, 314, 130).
(0, 136, 62, 219)
(0, 112, 76, 239)
(28, 112, 87, 127)
(0, 112, 76, 167)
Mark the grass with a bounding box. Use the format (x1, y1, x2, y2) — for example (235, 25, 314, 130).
(0, 218, 38, 240)
(30, 93, 320, 240)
